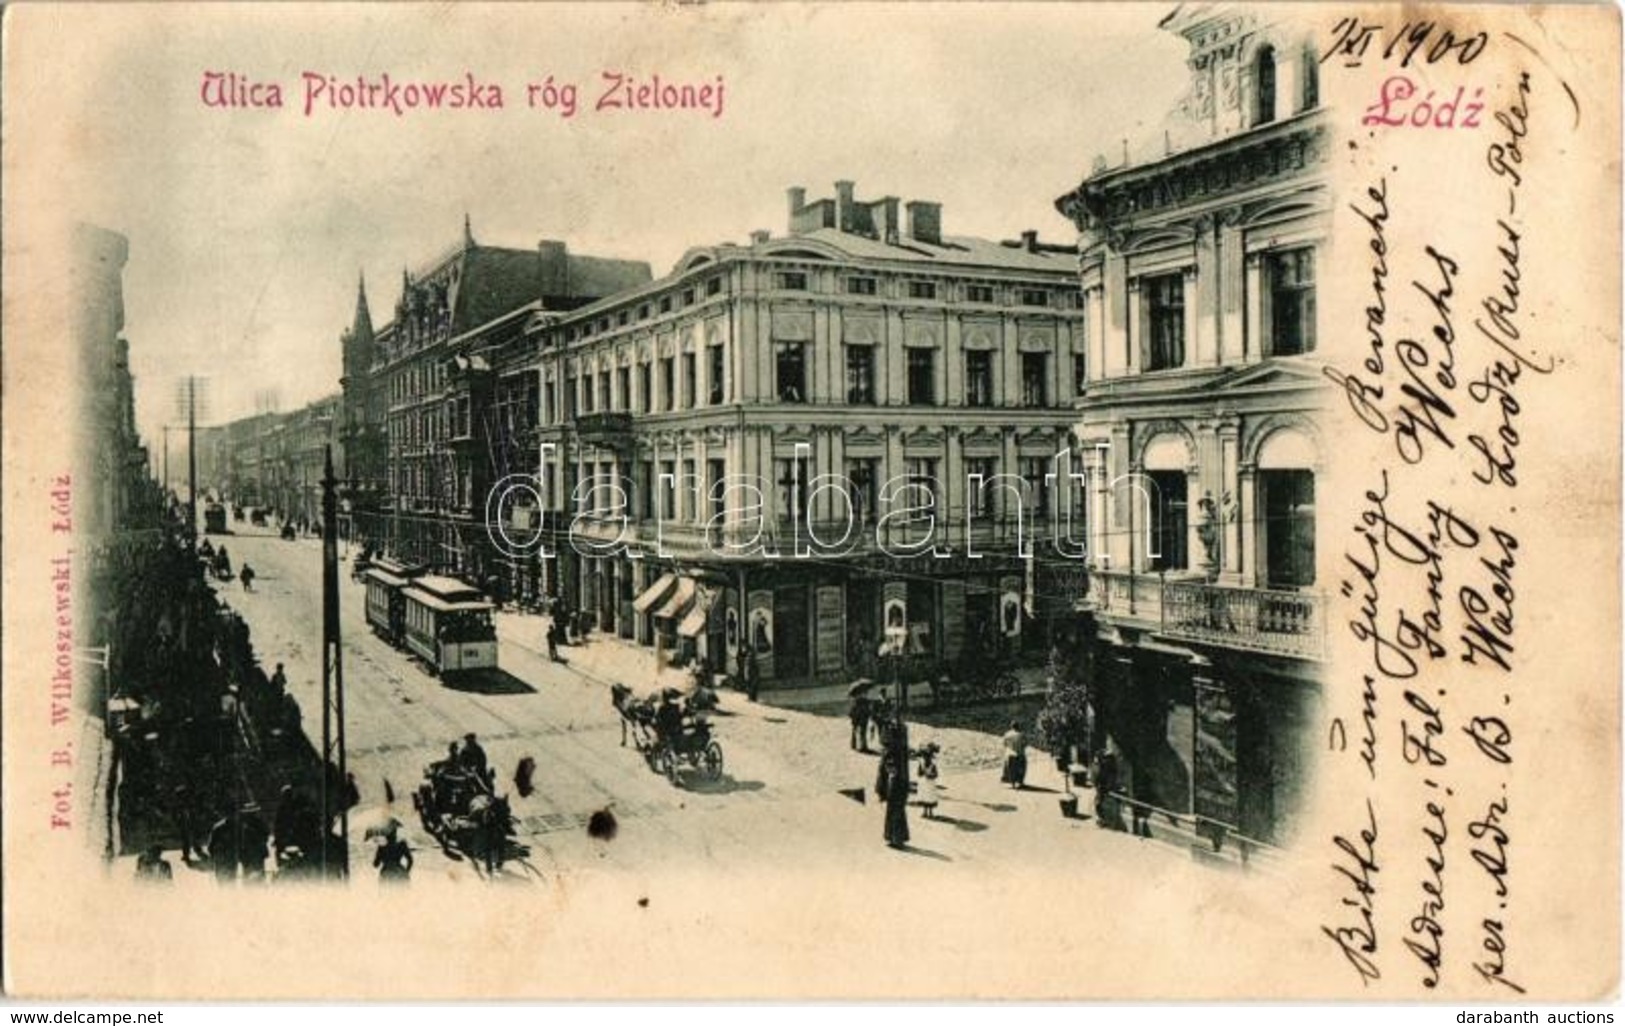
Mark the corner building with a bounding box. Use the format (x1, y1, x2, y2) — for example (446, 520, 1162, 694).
(1055, 4, 1328, 849)
(524, 182, 1086, 690)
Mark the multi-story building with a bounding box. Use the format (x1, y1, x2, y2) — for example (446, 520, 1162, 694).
(1054, 4, 1327, 848)
(520, 181, 1086, 689)
(352, 219, 651, 580)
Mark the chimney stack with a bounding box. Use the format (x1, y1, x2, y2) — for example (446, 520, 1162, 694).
(905, 200, 942, 246)
(878, 197, 900, 244)
(835, 180, 856, 232)
(751, 229, 771, 245)
(1021, 230, 1039, 253)
(787, 186, 806, 222)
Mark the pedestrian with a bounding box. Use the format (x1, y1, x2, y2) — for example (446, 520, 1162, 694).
(374, 835, 413, 884)
(171, 783, 203, 863)
(882, 741, 911, 849)
(270, 662, 288, 696)
(1001, 720, 1028, 789)
(916, 745, 941, 820)
(238, 804, 271, 882)
(1094, 749, 1123, 831)
(744, 646, 760, 703)
(545, 619, 561, 662)
(135, 844, 173, 884)
(514, 756, 536, 798)
(239, 564, 256, 592)
(207, 810, 239, 884)
(849, 691, 871, 752)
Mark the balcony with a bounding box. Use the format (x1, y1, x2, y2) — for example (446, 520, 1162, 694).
(1161, 580, 1325, 661)
(1087, 570, 1324, 661)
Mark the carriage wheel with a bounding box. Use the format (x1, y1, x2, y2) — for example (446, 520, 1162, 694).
(704, 742, 724, 780)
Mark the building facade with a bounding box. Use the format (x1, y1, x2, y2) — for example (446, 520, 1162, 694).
(516, 182, 1087, 688)
(1055, 4, 1328, 848)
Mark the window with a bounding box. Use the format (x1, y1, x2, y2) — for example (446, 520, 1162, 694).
(637, 304, 650, 321)
(1020, 289, 1049, 307)
(967, 284, 996, 304)
(1255, 45, 1277, 125)
(682, 353, 697, 408)
(708, 346, 725, 404)
(1074, 350, 1088, 396)
(707, 458, 726, 523)
(1263, 469, 1316, 588)
(581, 374, 595, 413)
(564, 375, 577, 418)
(907, 349, 935, 406)
(659, 460, 677, 519)
(659, 296, 673, 315)
(637, 461, 654, 519)
(1300, 44, 1320, 111)
(598, 372, 611, 412)
(1266, 248, 1317, 355)
(907, 281, 937, 300)
(618, 311, 630, 327)
(775, 271, 808, 291)
(616, 367, 631, 411)
(1147, 470, 1188, 572)
(965, 457, 998, 517)
(544, 377, 557, 424)
(706, 277, 722, 297)
(847, 459, 878, 523)
(775, 456, 811, 523)
(1021, 352, 1048, 407)
(903, 458, 939, 511)
(776, 343, 807, 402)
(683, 288, 697, 306)
(845, 346, 875, 405)
(639, 363, 653, 414)
(965, 351, 994, 407)
(660, 357, 676, 411)
(846, 277, 877, 296)
(1146, 273, 1186, 371)
(1021, 457, 1051, 520)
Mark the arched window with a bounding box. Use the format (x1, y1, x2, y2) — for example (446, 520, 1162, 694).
(1254, 45, 1277, 125)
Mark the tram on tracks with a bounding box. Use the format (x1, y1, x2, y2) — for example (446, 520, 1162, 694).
(362, 557, 426, 648)
(401, 575, 498, 677)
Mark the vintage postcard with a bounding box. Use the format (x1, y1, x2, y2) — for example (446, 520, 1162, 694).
(2, 0, 1619, 1002)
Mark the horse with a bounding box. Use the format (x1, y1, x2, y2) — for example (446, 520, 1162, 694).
(610, 683, 657, 748)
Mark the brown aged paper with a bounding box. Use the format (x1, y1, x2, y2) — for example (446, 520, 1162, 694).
(2, 1, 1619, 1001)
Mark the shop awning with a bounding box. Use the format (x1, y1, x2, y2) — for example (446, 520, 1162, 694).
(655, 577, 698, 621)
(677, 587, 716, 639)
(633, 573, 678, 614)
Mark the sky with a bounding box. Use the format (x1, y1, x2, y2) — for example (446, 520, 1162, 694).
(15, 2, 1192, 444)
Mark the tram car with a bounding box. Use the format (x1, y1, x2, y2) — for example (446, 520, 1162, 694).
(362, 557, 426, 648)
(401, 575, 498, 677)
(203, 501, 230, 535)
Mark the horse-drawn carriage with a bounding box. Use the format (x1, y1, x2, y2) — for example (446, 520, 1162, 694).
(610, 684, 724, 786)
(411, 761, 515, 871)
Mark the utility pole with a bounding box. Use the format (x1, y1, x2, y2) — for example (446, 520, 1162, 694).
(188, 375, 198, 549)
(320, 444, 349, 878)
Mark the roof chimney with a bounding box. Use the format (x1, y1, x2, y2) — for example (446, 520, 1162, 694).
(750, 229, 771, 245)
(835, 180, 856, 232)
(1021, 230, 1039, 253)
(787, 186, 806, 220)
(878, 197, 900, 245)
(905, 200, 942, 246)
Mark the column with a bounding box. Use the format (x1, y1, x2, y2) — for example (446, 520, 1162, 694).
(1219, 420, 1242, 579)
(1237, 461, 1258, 586)
(1243, 250, 1264, 365)
(1219, 215, 1246, 365)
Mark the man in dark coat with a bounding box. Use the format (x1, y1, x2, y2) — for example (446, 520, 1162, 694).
(882, 740, 910, 849)
(849, 693, 871, 752)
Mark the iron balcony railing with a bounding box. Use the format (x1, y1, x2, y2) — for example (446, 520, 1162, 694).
(1161, 579, 1326, 661)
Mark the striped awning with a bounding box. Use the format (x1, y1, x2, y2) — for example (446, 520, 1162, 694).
(633, 573, 678, 614)
(677, 587, 716, 639)
(655, 577, 697, 621)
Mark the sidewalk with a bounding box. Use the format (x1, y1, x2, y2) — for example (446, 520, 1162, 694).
(492, 609, 693, 696)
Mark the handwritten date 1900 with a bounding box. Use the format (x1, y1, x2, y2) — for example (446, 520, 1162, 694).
(1325, 18, 1488, 69)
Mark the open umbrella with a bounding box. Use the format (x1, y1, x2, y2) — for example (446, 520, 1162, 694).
(847, 678, 876, 697)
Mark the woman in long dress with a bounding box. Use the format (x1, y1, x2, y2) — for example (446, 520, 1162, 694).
(883, 744, 911, 848)
(915, 749, 940, 820)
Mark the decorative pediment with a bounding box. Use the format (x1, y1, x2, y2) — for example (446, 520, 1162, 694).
(772, 308, 814, 342)
(705, 317, 725, 347)
(960, 425, 1003, 454)
(844, 314, 883, 346)
(903, 317, 942, 348)
(844, 425, 886, 453)
(901, 426, 945, 451)
(681, 324, 700, 353)
(1018, 325, 1056, 352)
(657, 332, 676, 359)
(1199, 358, 1326, 394)
(961, 321, 1000, 351)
